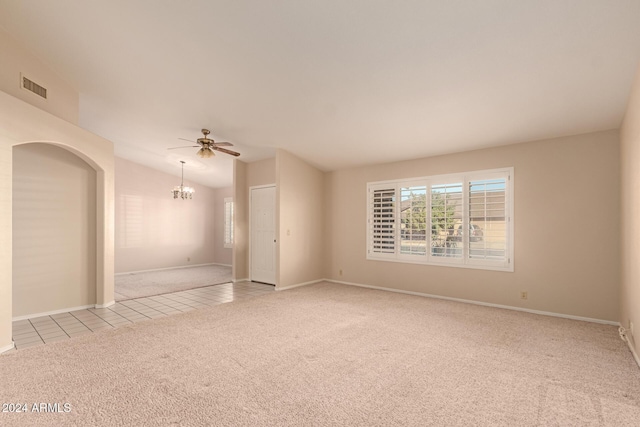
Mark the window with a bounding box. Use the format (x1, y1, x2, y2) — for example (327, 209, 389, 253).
(400, 185, 427, 256)
(367, 168, 513, 271)
(224, 197, 234, 248)
(430, 182, 463, 260)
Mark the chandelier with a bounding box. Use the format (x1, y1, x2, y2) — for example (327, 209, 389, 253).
(171, 161, 194, 200)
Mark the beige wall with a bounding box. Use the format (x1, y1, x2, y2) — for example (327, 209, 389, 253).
(0, 129, 12, 351)
(115, 157, 217, 273)
(247, 157, 276, 188)
(233, 160, 248, 281)
(13, 144, 96, 317)
(0, 90, 114, 352)
(277, 150, 325, 288)
(233, 158, 276, 281)
(213, 186, 233, 266)
(0, 28, 79, 124)
(620, 65, 640, 353)
(326, 131, 620, 322)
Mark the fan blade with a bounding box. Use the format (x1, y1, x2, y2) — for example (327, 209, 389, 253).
(178, 138, 197, 143)
(212, 142, 233, 147)
(168, 145, 199, 150)
(212, 146, 241, 157)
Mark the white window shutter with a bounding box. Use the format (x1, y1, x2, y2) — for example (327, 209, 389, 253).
(467, 175, 508, 264)
(224, 198, 234, 248)
(369, 186, 396, 256)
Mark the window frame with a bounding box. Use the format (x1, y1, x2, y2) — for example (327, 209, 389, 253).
(366, 167, 514, 272)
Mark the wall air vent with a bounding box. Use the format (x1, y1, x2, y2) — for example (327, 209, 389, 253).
(21, 74, 47, 99)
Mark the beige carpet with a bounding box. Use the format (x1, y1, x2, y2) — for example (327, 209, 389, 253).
(2, 282, 639, 426)
(115, 264, 232, 300)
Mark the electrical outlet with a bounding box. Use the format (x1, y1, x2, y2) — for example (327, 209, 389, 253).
(520, 291, 528, 300)
(339, 269, 343, 276)
(187, 257, 190, 262)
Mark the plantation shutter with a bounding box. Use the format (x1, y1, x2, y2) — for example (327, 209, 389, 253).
(369, 186, 396, 255)
(224, 198, 234, 248)
(468, 175, 508, 263)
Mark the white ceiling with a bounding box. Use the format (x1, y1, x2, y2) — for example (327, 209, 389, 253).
(1, 0, 639, 188)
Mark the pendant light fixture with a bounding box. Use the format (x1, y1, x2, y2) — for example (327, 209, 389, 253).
(171, 160, 194, 199)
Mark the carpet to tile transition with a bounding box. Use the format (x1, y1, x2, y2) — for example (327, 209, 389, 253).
(1, 282, 639, 426)
(114, 264, 232, 300)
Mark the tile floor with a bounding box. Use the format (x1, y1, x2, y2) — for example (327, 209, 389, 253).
(9, 282, 274, 352)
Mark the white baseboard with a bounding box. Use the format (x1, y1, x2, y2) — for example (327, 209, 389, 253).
(326, 279, 619, 326)
(116, 262, 227, 276)
(212, 263, 232, 268)
(0, 341, 15, 354)
(12, 304, 95, 321)
(233, 278, 249, 283)
(625, 333, 640, 367)
(95, 301, 115, 309)
(276, 279, 324, 291)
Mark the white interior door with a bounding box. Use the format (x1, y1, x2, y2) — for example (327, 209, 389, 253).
(251, 186, 276, 285)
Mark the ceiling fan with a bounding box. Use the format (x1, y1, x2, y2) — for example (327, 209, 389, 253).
(169, 129, 240, 158)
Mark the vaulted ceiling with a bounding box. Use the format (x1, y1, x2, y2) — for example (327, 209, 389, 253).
(1, 0, 639, 188)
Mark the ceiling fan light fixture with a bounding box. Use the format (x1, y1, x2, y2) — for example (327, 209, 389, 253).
(170, 129, 240, 158)
(197, 148, 215, 158)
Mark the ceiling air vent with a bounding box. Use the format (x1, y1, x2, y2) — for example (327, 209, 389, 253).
(21, 74, 47, 99)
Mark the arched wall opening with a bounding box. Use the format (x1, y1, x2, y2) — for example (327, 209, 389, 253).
(12, 143, 97, 318)
(0, 89, 115, 353)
